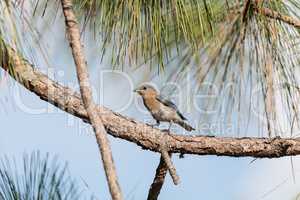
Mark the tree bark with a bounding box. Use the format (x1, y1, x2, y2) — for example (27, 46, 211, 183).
(1, 41, 300, 159)
(147, 156, 169, 200)
(254, 6, 300, 28)
(159, 138, 179, 185)
(60, 0, 123, 199)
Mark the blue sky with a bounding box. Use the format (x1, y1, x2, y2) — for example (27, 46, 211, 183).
(1, 83, 300, 200)
(1, 5, 300, 200)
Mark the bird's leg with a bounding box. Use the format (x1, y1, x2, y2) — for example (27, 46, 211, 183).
(167, 121, 172, 133)
(147, 120, 160, 128)
(162, 121, 173, 133)
(156, 120, 160, 127)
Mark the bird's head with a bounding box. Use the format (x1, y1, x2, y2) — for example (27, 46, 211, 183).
(134, 84, 158, 97)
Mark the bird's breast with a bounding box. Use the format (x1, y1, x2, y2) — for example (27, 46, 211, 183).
(143, 98, 161, 114)
(143, 97, 179, 122)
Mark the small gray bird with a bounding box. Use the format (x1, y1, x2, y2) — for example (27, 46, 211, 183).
(134, 84, 195, 132)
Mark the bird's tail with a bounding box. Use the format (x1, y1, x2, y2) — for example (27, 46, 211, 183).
(175, 120, 195, 132)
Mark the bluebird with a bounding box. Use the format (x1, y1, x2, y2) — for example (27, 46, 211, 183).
(134, 84, 195, 132)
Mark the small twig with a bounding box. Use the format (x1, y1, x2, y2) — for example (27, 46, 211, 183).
(290, 156, 296, 184)
(161, 150, 179, 185)
(159, 136, 180, 185)
(241, 0, 251, 22)
(254, 6, 300, 28)
(147, 156, 169, 200)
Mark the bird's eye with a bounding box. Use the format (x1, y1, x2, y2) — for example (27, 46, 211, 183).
(143, 87, 147, 90)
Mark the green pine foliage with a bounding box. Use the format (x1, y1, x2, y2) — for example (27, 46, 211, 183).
(0, 151, 94, 200)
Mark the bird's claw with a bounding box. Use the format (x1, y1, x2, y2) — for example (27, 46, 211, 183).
(162, 129, 171, 134)
(147, 123, 159, 128)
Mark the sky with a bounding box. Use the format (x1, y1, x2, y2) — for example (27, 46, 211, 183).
(1, 75, 300, 200)
(1, 2, 300, 200)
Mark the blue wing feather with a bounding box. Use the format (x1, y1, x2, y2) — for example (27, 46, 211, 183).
(156, 96, 187, 120)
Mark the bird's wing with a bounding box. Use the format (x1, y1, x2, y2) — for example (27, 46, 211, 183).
(156, 96, 187, 120)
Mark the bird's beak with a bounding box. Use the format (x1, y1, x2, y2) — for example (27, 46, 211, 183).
(134, 88, 141, 93)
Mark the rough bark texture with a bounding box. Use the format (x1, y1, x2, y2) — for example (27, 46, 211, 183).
(160, 149, 179, 185)
(255, 6, 300, 28)
(60, 1, 123, 199)
(147, 156, 169, 200)
(2, 44, 300, 159)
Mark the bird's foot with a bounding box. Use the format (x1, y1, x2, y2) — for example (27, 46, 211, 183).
(162, 129, 171, 134)
(147, 123, 160, 128)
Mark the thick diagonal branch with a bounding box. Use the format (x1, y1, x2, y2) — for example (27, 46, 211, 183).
(60, 0, 122, 199)
(2, 40, 300, 159)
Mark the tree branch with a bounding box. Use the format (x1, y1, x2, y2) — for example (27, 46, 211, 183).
(60, 0, 123, 199)
(160, 147, 179, 185)
(147, 155, 169, 200)
(147, 137, 179, 200)
(241, 0, 251, 22)
(254, 6, 300, 28)
(1, 40, 300, 159)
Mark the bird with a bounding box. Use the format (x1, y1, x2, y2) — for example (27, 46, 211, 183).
(134, 84, 195, 132)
